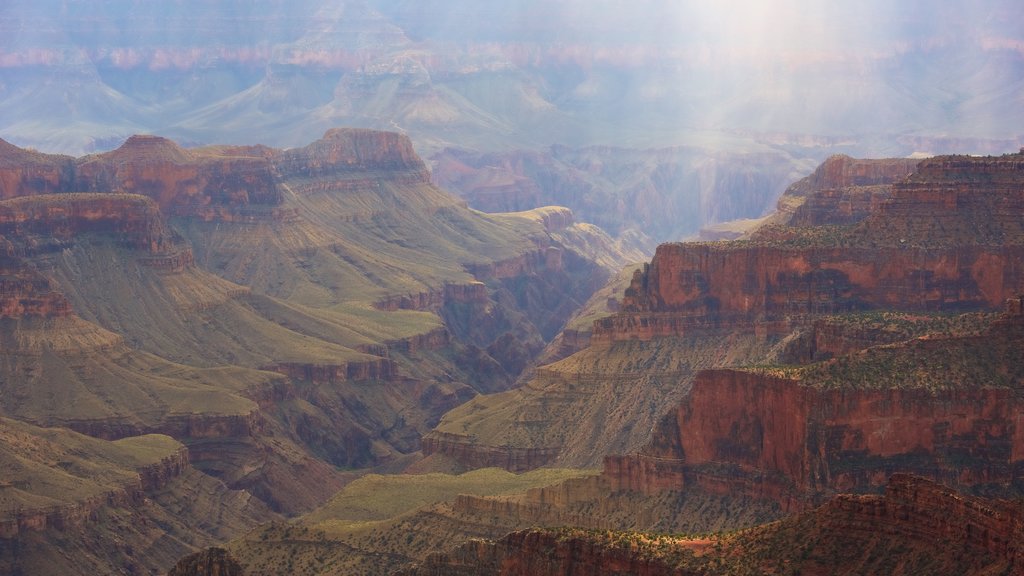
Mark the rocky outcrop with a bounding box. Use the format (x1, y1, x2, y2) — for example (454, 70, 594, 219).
(400, 529, 697, 576)
(167, 547, 246, 576)
(261, 358, 398, 384)
(0, 250, 72, 318)
(374, 282, 488, 312)
(75, 136, 284, 220)
(420, 432, 561, 472)
(595, 151, 1024, 343)
(602, 299, 1024, 509)
(793, 154, 920, 194)
(63, 410, 261, 443)
(816, 474, 1024, 570)
(0, 139, 74, 199)
(273, 127, 427, 179)
(0, 193, 173, 252)
(0, 139, 76, 199)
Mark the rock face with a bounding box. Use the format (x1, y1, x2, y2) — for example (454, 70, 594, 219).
(0, 193, 175, 252)
(0, 129, 427, 223)
(0, 139, 76, 199)
(790, 154, 920, 194)
(595, 151, 1024, 343)
(0, 248, 71, 318)
(603, 297, 1024, 508)
(76, 135, 284, 220)
(421, 432, 561, 472)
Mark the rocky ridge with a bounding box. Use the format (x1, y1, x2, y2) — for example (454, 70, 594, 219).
(399, 474, 1023, 576)
(597, 151, 1024, 343)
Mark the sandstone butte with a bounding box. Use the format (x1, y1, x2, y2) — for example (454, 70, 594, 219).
(400, 475, 1024, 576)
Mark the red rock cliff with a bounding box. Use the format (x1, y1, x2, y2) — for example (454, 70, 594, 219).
(0, 193, 173, 252)
(798, 154, 920, 192)
(595, 151, 1024, 343)
(0, 244, 71, 318)
(272, 127, 428, 180)
(604, 300, 1024, 509)
(0, 139, 76, 200)
(75, 135, 283, 220)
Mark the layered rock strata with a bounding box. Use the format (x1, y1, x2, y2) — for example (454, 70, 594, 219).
(603, 297, 1024, 508)
(595, 151, 1024, 343)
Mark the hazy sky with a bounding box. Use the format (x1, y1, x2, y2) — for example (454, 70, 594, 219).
(2, 0, 1022, 154)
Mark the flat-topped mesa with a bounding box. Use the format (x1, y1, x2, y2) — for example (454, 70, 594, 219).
(272, 128, 429, 181)
(594, 152, 1024, 343)
(603, 305, 1024, 510)
(75, 135, 284, 221)
(0, 139, 76, 200)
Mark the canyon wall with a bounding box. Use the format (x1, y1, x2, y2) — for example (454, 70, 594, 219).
(273, 127, 427, 178)
(0, 140, 76, 199)
(75, 135, 284, 220)
(0, 129, 430, 223)
(0, 193, 172, 252)
(602, 297, 1024, 508)
(595, 151, 1024, 343)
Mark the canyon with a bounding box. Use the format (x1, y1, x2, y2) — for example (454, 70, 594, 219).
(215, 151, 1024, 576)
(2, 137, 1023, 575)
(429, 150, 1024, 477)
(0, 128, 633, 574)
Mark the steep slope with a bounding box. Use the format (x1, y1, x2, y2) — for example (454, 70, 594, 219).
(0, 129, 630, 525)
(605, 298, 1024, 509)
(0, 193, 369, 512)
(0, 417, 272, 576)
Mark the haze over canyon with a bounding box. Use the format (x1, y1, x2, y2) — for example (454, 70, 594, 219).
(1, 2, 1023, 575)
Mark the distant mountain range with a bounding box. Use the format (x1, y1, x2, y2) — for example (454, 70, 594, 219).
(2, 0, 1021, 157)
(3, 0, 1021, 246)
